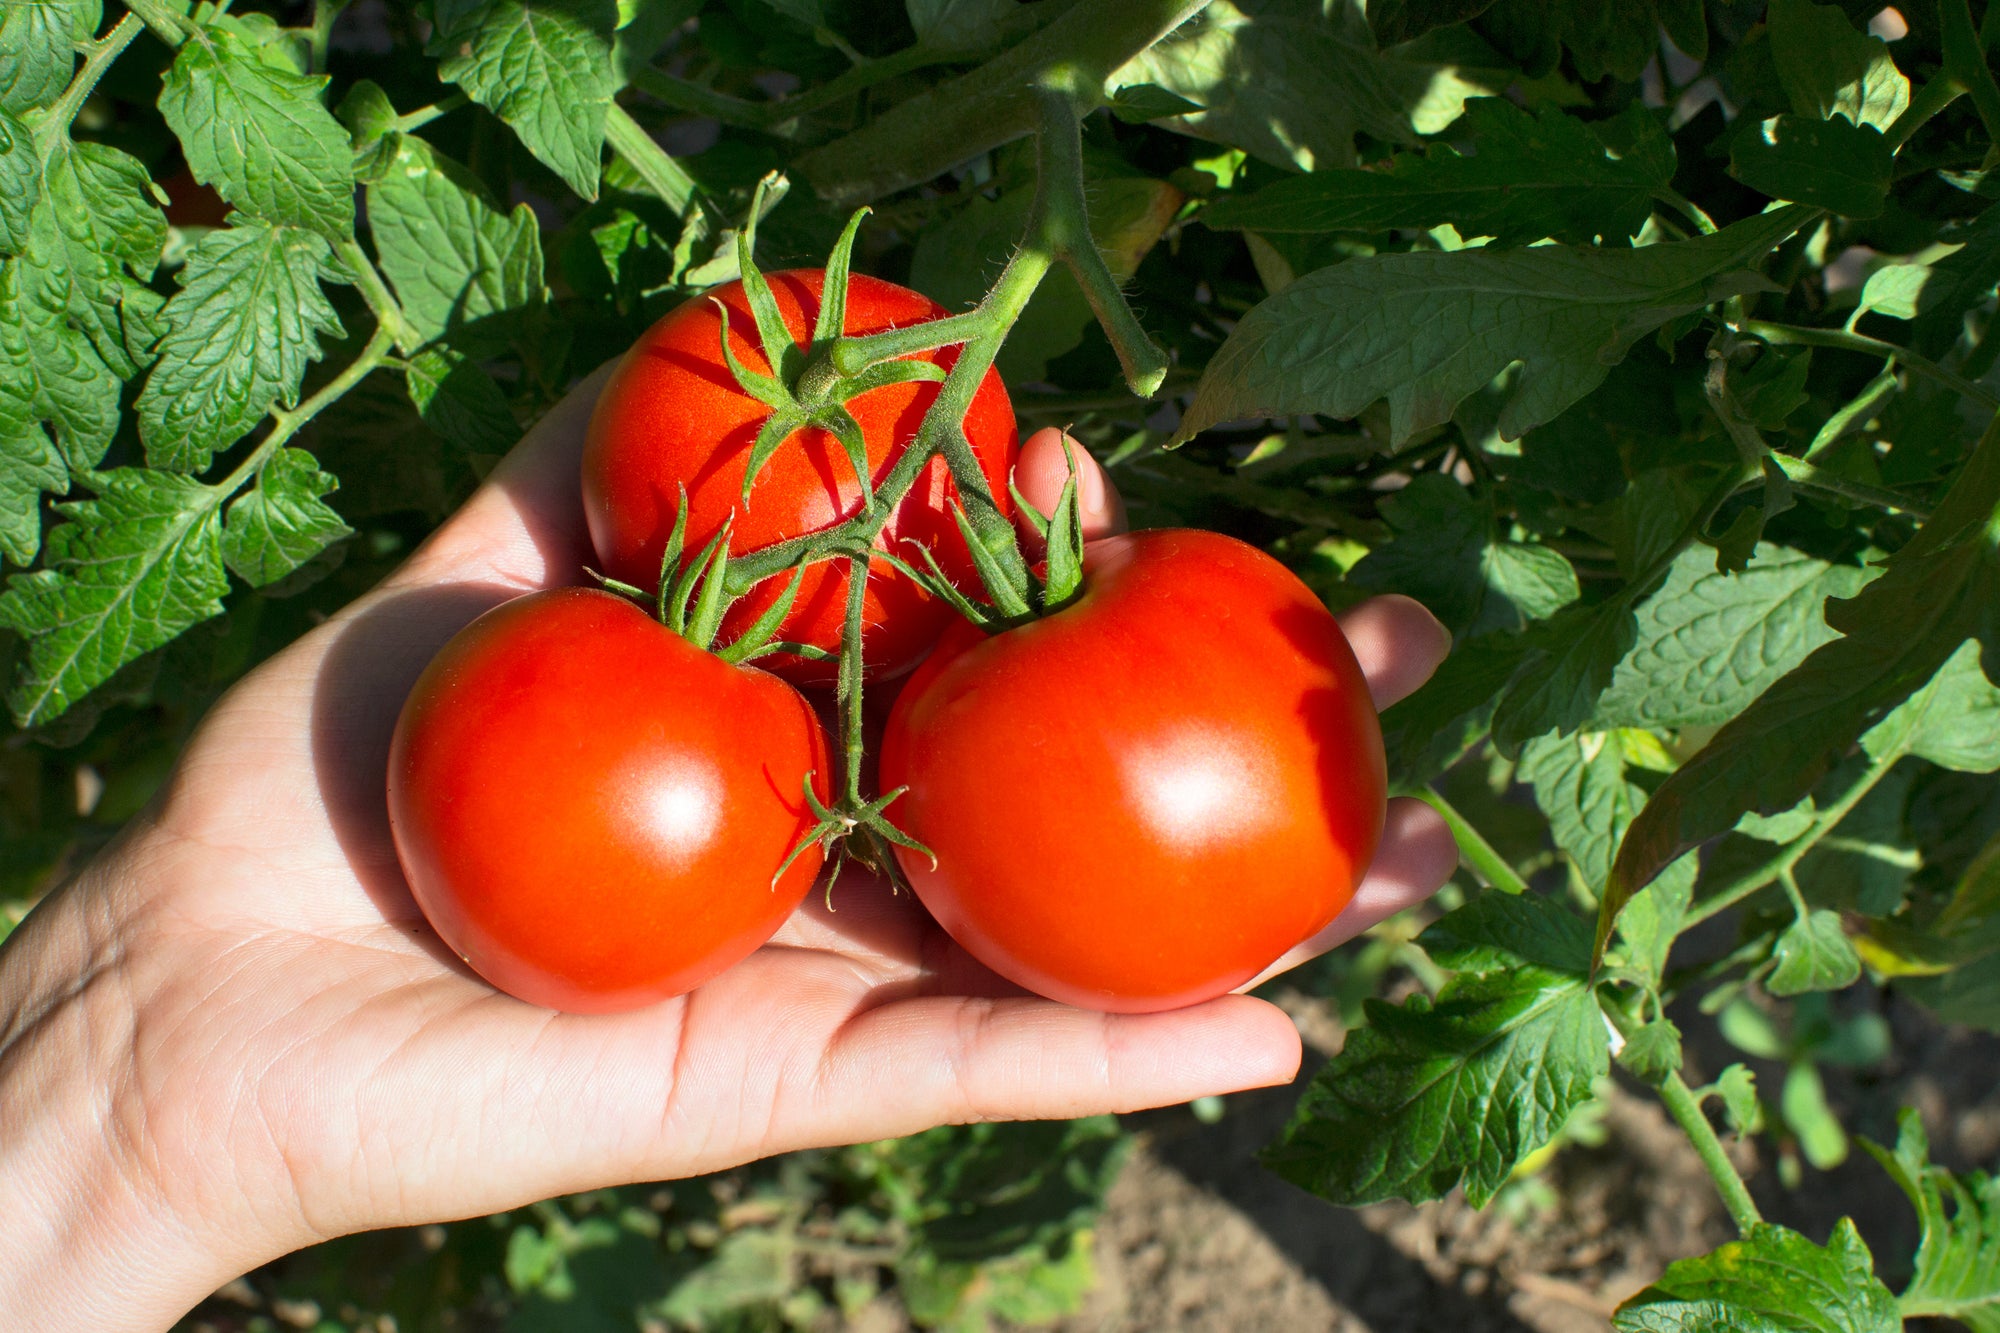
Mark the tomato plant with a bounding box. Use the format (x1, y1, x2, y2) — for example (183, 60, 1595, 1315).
(387, 587, 830, 1013)
(582, 269, 1018, 684)
(880, 529, 1386, 1013)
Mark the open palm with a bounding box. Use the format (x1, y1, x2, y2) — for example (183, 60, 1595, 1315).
(4, 372, 1456, 1328)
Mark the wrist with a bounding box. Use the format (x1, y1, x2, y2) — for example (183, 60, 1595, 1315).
(0, 850, 283, 1331)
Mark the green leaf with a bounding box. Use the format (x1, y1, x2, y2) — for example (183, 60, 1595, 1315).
(1111, 0, 1504, 169)
(1784, 1063, 1848, 1169)
(1877, 638, 2000, 773)
(159, 26, 355, 240)
(405, 348, 521, 455)
(1264, 893, 1609, 1207)
(1202, 99, 1672, 246)
(1174, 206, 1804, 448)
(137, 224, 345, 473)
(1107, 82, 1204, 123)
(1730, 115, 1891, 218)
(40, 142, 170, 379)
(1863, 1108, 2000, 1330)
(1717, 1064, 1763, 1135)
(0, 391, 66, 566)
(430, 0, 618, 200)
(1477, 0, 1705, 83)
(1365, 0, 1495, 47)
(0, 232, 120, 473)
(1612, 1220, 1900, 1332)
(0, 469, 228, 727)
(1418, 890, 1595, 974)
(1520, 730, 1644, 893)
(1490, 596, 1638, 753)
(1606, 416, 2000, 943)
(1617, 1019, 1683, 1084)
(906, 0, 1033, 52)
(1766, 0, 1909, 131)
(0, 0, 86, 115)
(1769, 910, 1862, 996)
(1594, 543, 1877, 731)
(220, 447, 350, 587)
(365, 134, 544, 344)
(1377, 631, 1527, 785)
(0, 110, 40, 253)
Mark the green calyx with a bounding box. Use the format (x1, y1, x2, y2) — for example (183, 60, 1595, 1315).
(718, 175, 946, 511)
(589, 483, 829, 666)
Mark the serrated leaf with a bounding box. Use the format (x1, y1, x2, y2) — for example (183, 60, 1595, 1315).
(1365, 0, 1495, 46)
(1605, 417, 2000, 952)
(1872, 638, 2000, 773)
(1618, 1019, 1683, 1083)
(1491, 597, 1638, 753)
(1203, 99, 1672, 246)
(431, 0, 617, 200)
(220, 447, 349, 587)
(1862, 1108, 2000, 1330)
(1417, 891, 1595, 975)
(905, 0, 1026, 51)
(1769, 910, 1862, 996)
(1766, 0, 1908, 131)
(1263, 953, 1609, 1208)
(1477, 0, 1705, 82)
(1612, 1220, 1899, 1332)
(0, 469, 228, 727)
(1175, 206, 1803, 448)
(1520, 730, 1644, 893)
(1108, 82, 1204, 123)
(1378, 631, 1528, 785)
(0, 0, 83, 114)
(1717, 1064, 1762, 1135)
(336, 78, 400, 150)
(406, 348, 520, 455)
(1730, 115, 1891, 218)
(0, 110, 40, 253)
(159, 27, 355, 240)
(1594, 544, 1877, 731)
(41, 142, 170, 379)
(0, 245, 119, 475)
(138, 224, 345, 473)
(1111, 0, 1504, 169)
(366, 134, 544, 344)
(0, 392, 66, 565)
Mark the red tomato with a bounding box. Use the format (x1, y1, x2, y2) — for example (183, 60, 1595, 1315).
(878, 529, 1386, 1013)
(387, 588, 830, 1013)
(581, 269, 1019, 686)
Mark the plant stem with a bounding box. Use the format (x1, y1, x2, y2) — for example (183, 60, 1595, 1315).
(397, 94, 468, 134)
(1805, 365, 1898, 460)
(797, 0, 1212, 205)
(35, 13, 145, 153)
(837, 555, 870, 806)
(1657, 1068, 1763, 1233)
(308, 0, 349, 74)
(627, 67, 773, 129)
(121, 0, 197, 45)
(603, 103, 700, 215)
(214, 321, 400, 496)
(1654, 187, 1717, 236)
(336, 239, 425, 355)
(1767, 452, 1933, 519)
(1737, 319, 2000, 412)
(1419, 787, 1531, 896)
(1681, 751, 1897, 931)
(1886, 71, 1967, 150)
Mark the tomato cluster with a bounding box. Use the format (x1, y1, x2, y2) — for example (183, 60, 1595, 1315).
(388, 268, 1386, 1015)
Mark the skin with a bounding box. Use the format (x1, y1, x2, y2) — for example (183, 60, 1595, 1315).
(0, 372, 1458, 1333)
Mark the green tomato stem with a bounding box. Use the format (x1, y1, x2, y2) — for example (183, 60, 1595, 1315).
(1418, 788, 1531, 896)
(337, 239, 426, 356)
(1657, 1067, 1764, 1234)
(35, 13, 146, 155)
(1766, 452, 1932, 521)
(837, 554, 870, 807)
(1737, 319, 2000, 413)
(603, 103, 700, 215)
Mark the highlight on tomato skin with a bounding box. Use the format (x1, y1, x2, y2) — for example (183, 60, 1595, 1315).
(580, 269, 1019, 688)
(878, 528, 1388, 1014)
(386, 587, 832, 1014)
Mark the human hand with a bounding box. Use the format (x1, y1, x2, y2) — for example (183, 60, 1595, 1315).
(0, 382, 1456, 1332)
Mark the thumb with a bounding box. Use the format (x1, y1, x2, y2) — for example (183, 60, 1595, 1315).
(1010, 427, 1128, 547)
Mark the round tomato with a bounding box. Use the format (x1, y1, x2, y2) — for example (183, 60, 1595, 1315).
(387, 587, 830, 1013)
(582, 269, 1018, 686)
(878, 529, 1386, 1013)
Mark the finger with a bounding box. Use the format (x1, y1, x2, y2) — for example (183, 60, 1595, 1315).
(1011, 427, 1128, 545)
(1236, 796, 1459, 990)
(384, 360, 618, 595)
(1336, 594, 1453, 709)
